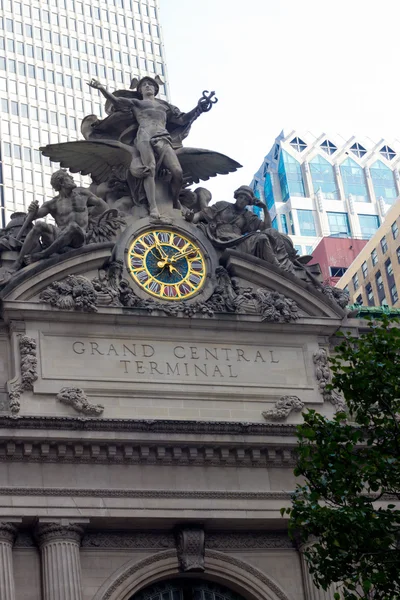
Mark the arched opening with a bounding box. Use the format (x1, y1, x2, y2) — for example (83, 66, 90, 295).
(129, 578, 246, 600)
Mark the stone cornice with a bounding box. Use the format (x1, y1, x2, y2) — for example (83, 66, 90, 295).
(0, 415, 297, 435)
(0, 487, 291, 500)
(0, 438, 296, 467)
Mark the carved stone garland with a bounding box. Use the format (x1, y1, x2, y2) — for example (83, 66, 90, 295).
(7, 335, 38, 414)
(313, 348, 346, 413)
(57, 387, 104, 416)
(39, 264, 301, 322)
(262, 395, 304, 421)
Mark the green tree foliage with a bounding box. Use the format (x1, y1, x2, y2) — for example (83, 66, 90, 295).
(286, 317, 400, 599)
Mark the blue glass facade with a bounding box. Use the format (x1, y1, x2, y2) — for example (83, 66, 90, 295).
(309, 154, 339, 199)
(278, 150, 306, 202)
(280, 214, 288, 234)
(359, 214, 380, 239)
(264, 172, 275, 210)
(340, 157, 369, 202)
(272, 217, 278, 230)
(370, 161, 397, 204)
(327, 211, 351, 237)
(297, 209, 316, 236)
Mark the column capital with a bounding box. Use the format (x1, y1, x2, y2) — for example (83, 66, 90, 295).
(35, 523, 85, 547)
(0, 523, 18, 545)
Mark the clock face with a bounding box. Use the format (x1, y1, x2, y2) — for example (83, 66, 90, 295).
(127, 229, 207, 300)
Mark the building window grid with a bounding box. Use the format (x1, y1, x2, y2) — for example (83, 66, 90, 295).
(392, 221, 399, 239)
(0, 0, 167, 212)
(371, 248, 378, 266)
(385, 258, 393, 277)
(381, 236, 388, 254)
(297, 209, 316, 236)
(340, 158, 369, 203)
(352, 273, 359, 291)
(309, 154, 339, 199)
(361, 261, 368, 278)
(327, 211, 351, 238)
(370, 161, 398, 205)
(391, 284, 398, 304)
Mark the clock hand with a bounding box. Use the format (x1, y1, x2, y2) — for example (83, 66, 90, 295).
(167, 264, 182, 277)
(154, 237, 168, 259)
(170, 248, 198, 262)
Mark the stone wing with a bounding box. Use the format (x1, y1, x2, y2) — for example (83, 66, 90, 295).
(176, 148, 242, 186)
(39, 140, 134, 184)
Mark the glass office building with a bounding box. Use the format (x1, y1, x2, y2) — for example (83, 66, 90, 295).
(250, 130, 400, 256)
(0, 0, 168, 227)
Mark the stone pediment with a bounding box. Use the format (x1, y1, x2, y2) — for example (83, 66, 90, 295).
(0, 230, 345, 322)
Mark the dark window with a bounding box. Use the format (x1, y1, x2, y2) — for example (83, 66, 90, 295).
(380, 145, 396, 161)
(356, 294, 363, 305)
(381, 236, 388, 253)
(386, 258, 393, 277)
(329, 266, 347, 277)
(391, 284, 398, 304)
(371, 249, 378, 266)
(320, 139, 337, 155)
(350, 142, 367, 158)
(290, 137, 307, 152)
(366, 283, 374, 305)
(392, 221, 399, 239)
(352, 273, 359, 290)
(361, 261, 368, 278)
(376, 271, 384, 291)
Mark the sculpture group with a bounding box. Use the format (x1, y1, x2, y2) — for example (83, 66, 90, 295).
(0, 73, 348, 309)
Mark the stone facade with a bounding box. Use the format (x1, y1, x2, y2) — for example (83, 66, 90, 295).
(0, 208, 359, 600)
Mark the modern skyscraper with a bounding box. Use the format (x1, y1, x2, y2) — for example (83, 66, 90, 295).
(0, 0, 168, 227)
(250, 130, 400, 256)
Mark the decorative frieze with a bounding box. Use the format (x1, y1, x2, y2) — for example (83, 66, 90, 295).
(0, 439, 296, 467)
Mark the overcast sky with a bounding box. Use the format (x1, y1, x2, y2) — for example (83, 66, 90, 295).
(159, 0, 400, 201)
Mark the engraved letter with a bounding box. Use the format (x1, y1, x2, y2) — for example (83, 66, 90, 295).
(135, 360, 145, 374)
(254, 350, 266, 363)
(190, 346, 199, 360)
(73, 341, 85, 354)
(174, 346, 185, 359)
(228, 365, 238, 378)
(107, 344, 119, 356)
(236, 349, 250, 362)
(123, 344, 137, 357)
(90, 342, 104, 355)
(120, 360, 130, 374)
(194, 364, 208, 377)
(183, 363, 189, 376)
(205, 348, 218, 360)
(149, 361, 163, 375)
(221, 348, 232, 361)
(270, 350, 279, 363)
(166, 362, 180, 376)
(212, 365, 224, 377)
(142, 344, 155, 358)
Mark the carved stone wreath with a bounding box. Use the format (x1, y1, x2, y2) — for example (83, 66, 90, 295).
(57, 387, 104, 416)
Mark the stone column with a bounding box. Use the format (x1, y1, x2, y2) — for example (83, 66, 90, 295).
(0, 522, 17, 600)
(36, 523, 84, 600)
(299, 542, 337, 600)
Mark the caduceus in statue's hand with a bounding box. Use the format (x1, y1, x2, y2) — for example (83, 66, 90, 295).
(88, 76, 215, 219)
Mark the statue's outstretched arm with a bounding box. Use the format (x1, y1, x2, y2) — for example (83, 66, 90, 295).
(88, 79, 134, 112)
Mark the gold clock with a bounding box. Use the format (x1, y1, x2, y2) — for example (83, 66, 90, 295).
(127, 229, 207, 300)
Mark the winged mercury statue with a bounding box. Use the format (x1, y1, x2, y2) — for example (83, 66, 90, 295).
(40, 75, 242, 220)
